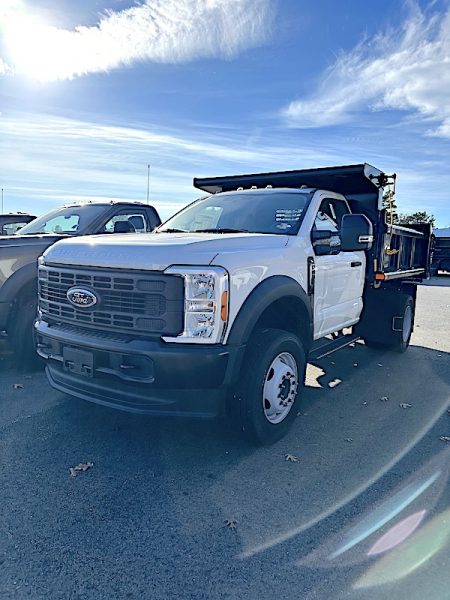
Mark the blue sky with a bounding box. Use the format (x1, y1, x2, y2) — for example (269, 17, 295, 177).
(0, 0, 449, 224)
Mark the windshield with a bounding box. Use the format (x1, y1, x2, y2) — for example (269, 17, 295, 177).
(157, 190, 311, 235)
(17, 204, 106, 235)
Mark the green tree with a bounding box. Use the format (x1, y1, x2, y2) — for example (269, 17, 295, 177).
(396, 211, 436, 227)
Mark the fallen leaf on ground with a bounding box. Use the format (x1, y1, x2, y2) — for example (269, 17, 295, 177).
(345, 438, 353, 443)
(377, 363, 383, 367)
(399, 403, 413, 409)
(439, 436, 450, 442)
(69, 462, 94, 477)
(353, 363, 358, 367)
(380, 396, 389, 402)
(224, 518, 237, 530)
(285, 453, 299, 462)
(12, 384, 23, 389)
(328, 378, 342, 388)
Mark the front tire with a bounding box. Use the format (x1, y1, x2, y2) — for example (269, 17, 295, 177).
(9, 293, 40, 371)
(232, 328, 307, 445)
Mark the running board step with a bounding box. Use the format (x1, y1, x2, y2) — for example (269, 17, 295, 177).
(309, 334, 361, 361)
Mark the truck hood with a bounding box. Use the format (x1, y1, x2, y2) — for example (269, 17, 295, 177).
(0, 233, 67, 248)
(43, 232, 289, 271)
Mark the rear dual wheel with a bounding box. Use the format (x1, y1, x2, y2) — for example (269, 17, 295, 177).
(364, 294, 414, 354)
(232, 328, 307, 445)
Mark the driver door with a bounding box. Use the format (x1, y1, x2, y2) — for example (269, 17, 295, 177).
(311, 197, 365, 340)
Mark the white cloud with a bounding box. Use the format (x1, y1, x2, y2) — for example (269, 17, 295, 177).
(0, 0, 272, 81)
(283, 5, 450, 137)
(0, 113, 337, 172)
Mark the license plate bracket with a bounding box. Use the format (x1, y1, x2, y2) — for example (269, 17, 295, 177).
(63, 347, 94, 378)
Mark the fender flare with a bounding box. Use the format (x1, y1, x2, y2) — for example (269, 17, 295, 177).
(226, 275, 313, 347)
(0, 261, 38, 307)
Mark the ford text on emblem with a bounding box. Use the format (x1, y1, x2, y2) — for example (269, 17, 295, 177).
(66, 287, 98, 308)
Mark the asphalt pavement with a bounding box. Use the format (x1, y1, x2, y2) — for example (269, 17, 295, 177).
(1, 277, 450, 600)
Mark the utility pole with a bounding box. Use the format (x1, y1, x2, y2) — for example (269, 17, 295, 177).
(146, 164, 150, 204)
(1, 188, 3, 213)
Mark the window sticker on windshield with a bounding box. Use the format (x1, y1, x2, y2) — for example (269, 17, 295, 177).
(275, 208, 303, 229)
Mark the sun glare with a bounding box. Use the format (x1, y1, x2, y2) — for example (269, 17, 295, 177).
(1, 0, 71, 81)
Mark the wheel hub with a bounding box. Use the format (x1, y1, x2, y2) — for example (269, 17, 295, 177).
(262, 352, 299, 424)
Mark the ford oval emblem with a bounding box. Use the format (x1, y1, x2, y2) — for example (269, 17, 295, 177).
(66, 287, 98, 308)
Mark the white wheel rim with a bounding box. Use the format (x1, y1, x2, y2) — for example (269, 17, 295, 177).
(402, 305, 413, 343)
(262, 352, 298, 424)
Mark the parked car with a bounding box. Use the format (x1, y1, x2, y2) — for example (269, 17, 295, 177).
(0, 201, 161, 365)
(0, 213, 36, 235)
(431, 227, 450, 274)
(36, 164, 431, 443)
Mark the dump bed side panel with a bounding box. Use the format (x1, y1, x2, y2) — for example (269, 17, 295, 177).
(375, 219, 432, 281)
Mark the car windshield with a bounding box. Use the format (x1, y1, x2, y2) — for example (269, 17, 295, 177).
(157, 190, 312, 235)
(17, 205, 106, 235)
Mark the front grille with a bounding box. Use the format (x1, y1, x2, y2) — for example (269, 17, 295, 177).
(39, 265, 184, 336)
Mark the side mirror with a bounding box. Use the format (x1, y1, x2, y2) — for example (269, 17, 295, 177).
(341, 214, 373, 252)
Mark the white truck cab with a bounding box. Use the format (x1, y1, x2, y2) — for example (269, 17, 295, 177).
(36, 164, 432, 444)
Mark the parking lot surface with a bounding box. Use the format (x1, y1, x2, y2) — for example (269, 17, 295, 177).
(1, 278, 449, 599)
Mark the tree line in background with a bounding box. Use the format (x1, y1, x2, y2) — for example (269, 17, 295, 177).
(396, 211, 436, 227)
(381, 192, 436, 227)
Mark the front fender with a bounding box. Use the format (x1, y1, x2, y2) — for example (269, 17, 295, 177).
(226, 275, 313, 346)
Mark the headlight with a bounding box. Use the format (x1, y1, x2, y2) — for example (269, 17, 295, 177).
(162, 266, 229, 344)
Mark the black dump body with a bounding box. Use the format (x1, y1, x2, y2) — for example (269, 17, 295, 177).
(194, 163, 432, 282)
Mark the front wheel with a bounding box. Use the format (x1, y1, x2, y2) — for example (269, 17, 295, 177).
(232, 328, 307, 445)
(9, 293, 41, 371)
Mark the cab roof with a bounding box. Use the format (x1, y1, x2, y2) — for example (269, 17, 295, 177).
(62, 200, 149, 208)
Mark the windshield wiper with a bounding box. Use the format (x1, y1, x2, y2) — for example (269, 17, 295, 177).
(193, 228, 249, 234)
(156, 228, 189, 233)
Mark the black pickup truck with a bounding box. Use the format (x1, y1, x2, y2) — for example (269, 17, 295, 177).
(0, 201, 161, 365)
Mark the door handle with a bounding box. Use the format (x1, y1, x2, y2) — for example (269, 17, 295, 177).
(351, 261, 362, 267)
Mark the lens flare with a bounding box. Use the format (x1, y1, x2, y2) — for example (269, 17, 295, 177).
(367, 510, 426, 556)
(330, 471, 440, 559)
(354, 507, 450, 589)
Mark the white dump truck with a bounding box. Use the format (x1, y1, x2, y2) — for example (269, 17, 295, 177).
(36, 164, 432, 444)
